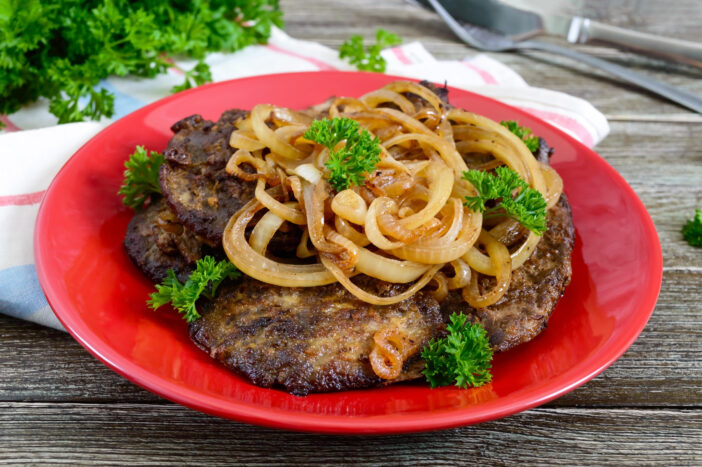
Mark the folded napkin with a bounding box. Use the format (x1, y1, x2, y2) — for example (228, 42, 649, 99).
(0, 27, 609, 331)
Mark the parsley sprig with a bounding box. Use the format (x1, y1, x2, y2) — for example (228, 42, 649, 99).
(501, 120, 539, 153)
(0, 0, 283, 127)
(462, 166, 548, 235)
(339, 29, 402, 73)
(118, 146, 164, 210)
(148, 256, 241, 323)
(422, 313, 493, 389)
(682, 209, 702, 248)
(304, 118, 381, 191)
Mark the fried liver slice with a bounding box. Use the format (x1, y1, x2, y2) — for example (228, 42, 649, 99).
(441, 195, 575, 352)
(189, 279, 445, 395)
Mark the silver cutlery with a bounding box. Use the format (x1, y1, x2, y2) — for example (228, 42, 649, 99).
(426, 0, 702, 114)
(423, 0, 702, 67)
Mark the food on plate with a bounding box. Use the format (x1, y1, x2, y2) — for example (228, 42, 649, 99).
(121, 80, 574, 395)
(190, 278, 444, 395)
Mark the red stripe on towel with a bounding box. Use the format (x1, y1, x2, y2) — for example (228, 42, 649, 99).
(0, 190, 46, 206)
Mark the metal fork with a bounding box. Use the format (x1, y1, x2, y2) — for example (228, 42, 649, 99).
(427, 0, 702, 114)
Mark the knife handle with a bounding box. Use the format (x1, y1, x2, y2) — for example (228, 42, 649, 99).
(521, 40, 702, 114)
(570, 17, 702, 68)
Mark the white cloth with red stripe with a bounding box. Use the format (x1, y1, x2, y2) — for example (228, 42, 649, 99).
(0, 27, 609, 331)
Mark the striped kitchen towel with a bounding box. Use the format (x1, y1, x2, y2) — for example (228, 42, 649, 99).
(0, 27, 609, 330)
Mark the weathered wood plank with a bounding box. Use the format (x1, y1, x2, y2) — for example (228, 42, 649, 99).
(280, 0, 702, 117)
(2, 271, 699, 406)
(1, 403, 700, 465)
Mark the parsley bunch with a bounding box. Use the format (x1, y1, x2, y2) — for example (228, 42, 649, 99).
(148, 256, 241, 323)
(304, 117, 381, 191)
(501, 120, 540, 153)
(682, 209, 702, 248)
(118, 146, 164, 210)
(463, 166, 548, 235)
(0, 0, 282, 127)
(339, 29, 402, 73)
(422, 313, 493, 389)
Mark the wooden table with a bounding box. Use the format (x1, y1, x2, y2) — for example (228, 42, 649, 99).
(2, 0, 701, 463)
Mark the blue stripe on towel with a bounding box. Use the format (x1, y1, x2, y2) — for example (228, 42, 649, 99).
(0, 264, 49, 318)
(98, 80, 147, 119)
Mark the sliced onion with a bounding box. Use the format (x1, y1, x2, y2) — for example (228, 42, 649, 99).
(398, 161, 453, 230)
(355, 247, 430, 283)
(255, 179, 305, 225)
(296, 229, 316, 258)
(223, 199, 336, 286)
(334, 216, 370, 247)
(251, 104, 306, 160)
(462, 230, 512, 308)
(303, 180, 343, 253)
(331, 189, 367, 225)
(383, 132, 467, 177)
(226, 148, 273, 182)
(361, 89, 416, 114)
(249, 209, 286, 255)
(380, 81, 444, 113)
(294, 163, 322, 184)
(322, 256, 441, 306)
(446, 259, 471, 290)
(230, 131, 266, 151)
(447, 108, 546, 194)
(365, 197, 405, 249)
(464, 229, 541, 274)
(427, 272, 449, 301)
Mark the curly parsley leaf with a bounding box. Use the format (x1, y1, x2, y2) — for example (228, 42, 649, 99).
(682, 209, 702, 248)
(148, 256, 241, 323)
(501, 120, 540, 152)
(0, 0, 283, 126)
(171, 60, 213, 93)
(462, 166, 547, 235)
(304, 117, 381, 191)
(422, 313, 493, 389)
(118, 146, 164, 210)
(339, 28, 402, 73)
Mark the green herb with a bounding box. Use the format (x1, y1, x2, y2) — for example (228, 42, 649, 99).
(304, 117, 381, 191)
(118, 146, 164, 210)
(171, 61, 214, 94)
(339, 29, 402, 73)
(0, 0, 283, 127)
(422, 313, 493, 389)
(462, 166, 548, 235)
(148, 256, 241, 323)
(682, 209, 702, 248)
(501, 120, 540, 153)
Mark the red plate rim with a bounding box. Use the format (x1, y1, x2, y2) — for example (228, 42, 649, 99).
(34, 71, 663, 434)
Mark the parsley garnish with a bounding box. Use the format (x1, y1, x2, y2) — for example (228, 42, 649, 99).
(682, 209, 702, 248)
(339, 29, 402, 73)
(304, 118, 381, 191)
(501, 120, 540, 153)
(422, 313, 493, 389)
(462, 166, 548, 235)
(118, 146, 164, 210)
(0, 0, 282, 127)
(148, 256, 241, 323)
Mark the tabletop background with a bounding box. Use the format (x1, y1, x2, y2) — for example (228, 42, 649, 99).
(2, 0, 701, 464)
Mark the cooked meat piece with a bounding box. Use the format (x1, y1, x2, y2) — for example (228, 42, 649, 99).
(189, 278, 445, 395)
(160, 109, 256, 244)
(441, 194, 575, 352)
(535, 137, 554, 163)
(123, 198, 207, 283)
(419, 80, 450, 104)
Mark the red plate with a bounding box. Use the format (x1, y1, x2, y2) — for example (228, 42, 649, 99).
(34, 71, 662, 434)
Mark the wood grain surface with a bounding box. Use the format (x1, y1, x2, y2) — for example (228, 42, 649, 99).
(2, 0, 701, 464)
